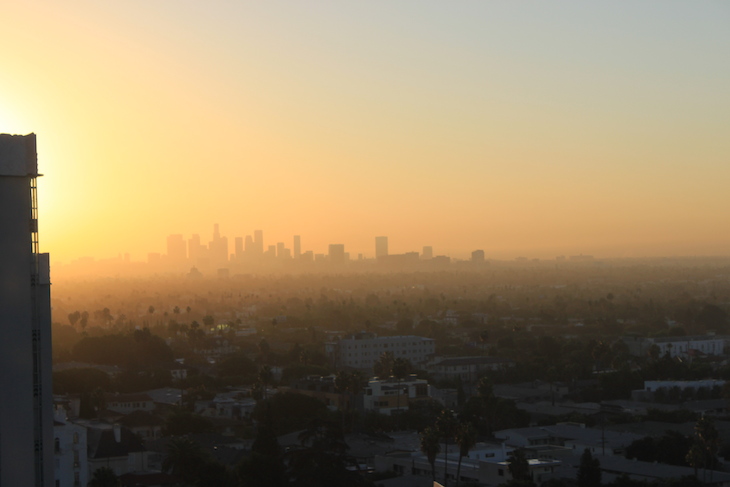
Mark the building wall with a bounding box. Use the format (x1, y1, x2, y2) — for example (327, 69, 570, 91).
(328, 334, 435, 369)
(54, 420, 88, 487)
(0, 133, 54, 487)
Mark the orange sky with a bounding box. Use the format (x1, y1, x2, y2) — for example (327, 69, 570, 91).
(2, 1, 729, 262)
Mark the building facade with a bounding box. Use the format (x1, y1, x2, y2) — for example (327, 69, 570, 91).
(325, 333, 435, 370)
(0, 133, 54, 487)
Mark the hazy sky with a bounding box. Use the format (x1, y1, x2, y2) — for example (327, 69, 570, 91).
(2, 1, 729, 262)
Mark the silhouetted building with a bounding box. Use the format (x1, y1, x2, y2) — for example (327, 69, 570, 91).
(471, 249, 485, 262)
(422, 246, 433, 260)
(0, 133, 54, 486)
(328, 244, 346, 264)
(375, 236, 388, 259)
(254, 229, 264, 254)
(293, 235, 301, 259)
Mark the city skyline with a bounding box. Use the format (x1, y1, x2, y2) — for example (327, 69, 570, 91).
(2, 2, 730, 265)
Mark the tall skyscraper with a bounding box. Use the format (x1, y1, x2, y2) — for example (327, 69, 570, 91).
(254, 230, 264, 254)
(0, 133, 54, 486)
(375, 236, 388, 259)
(293, 235, 301, 259)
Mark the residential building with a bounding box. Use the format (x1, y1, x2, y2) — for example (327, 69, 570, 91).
(54, 410, 88, 487)
(427, 356, 515, 383)
(623, 335, 726, 359)
(325, 333, 435, 370)
(363, 375, 431, 415)
(0, 133, 54, 487)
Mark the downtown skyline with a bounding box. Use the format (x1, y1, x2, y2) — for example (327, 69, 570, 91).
(2, 2, 729, 265)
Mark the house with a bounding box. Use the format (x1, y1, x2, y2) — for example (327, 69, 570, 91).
(86, 424, 149, 477)
(494, 423, 642, 457)
(105, 393, 155, 415)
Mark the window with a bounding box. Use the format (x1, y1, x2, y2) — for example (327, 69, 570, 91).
(54, 438, 60, 453)
(73, 432, 79, 444)
(498, 469, 504, 476)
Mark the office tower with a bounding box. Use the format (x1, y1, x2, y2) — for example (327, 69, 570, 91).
(166, 234, 187, 263)
(328, 244, 346, 264)
(276, 242, 286, 258)
(0, 133, 54, 486)
(254, 230, 264, 254)
(422, 246, 433, 260)
(293, 235, 301, 259)
(188, 234, 203, 262)
(208, 224, 228, 265)
(471, 249, 485, 262)
(244, 235, 254, 254)
(375, 236, 388, 259)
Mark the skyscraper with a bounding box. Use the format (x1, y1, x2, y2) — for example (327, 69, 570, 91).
(0, 133, 54, 487)
(293, 235, 301, 259)
(375, 236, 388, 259)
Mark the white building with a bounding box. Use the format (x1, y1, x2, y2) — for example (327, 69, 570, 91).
(0, 133, 54, 487)
(363, 375, 431, 415)
(325, 333, 435, 370)
(53, 410, 88, 487)
(375, 441, 560, 486)
(623, 335, 726, 359)
(427, 356, 515, 383)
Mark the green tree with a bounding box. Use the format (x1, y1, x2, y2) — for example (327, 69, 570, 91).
(162, 436, 208, 484)
(577, 448, 601, 487)
(436, 409, 458, 487)
(89, 466, 119, 487)
(420, 426, 441, 484)
(455, 421, 477, 487)
(508, 448, 531, 483)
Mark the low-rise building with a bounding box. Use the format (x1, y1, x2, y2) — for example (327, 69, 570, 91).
(427, 356, 515, 383)
(325, 333, 435, 370)
(364, 375, 431, 415)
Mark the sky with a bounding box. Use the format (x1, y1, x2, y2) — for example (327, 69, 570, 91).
(2, 1, 729, 262)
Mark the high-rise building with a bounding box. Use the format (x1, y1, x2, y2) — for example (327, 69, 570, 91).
(328, 244, 346, 264)
(375, 236, 388, 259)
(471, 249, 485, 262)
(254, 230, 264, 254)
(422, 246, 433, 260)
(0, 133, 54, 486)
(293, 235, 301, 259)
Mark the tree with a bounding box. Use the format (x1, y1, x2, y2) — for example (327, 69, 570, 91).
(436, 409, 458, 487)
(238, 404, 286, 487)
(286, 419, 364, 487)
(689, 416, 720, 482)
(89, 466, 119, 487)
(162, 436, 208, 483)
(420, 426, 441, 484)
(455, 421, 477, 487)
(508, 448, 531, 483)
(577, 448, 601, 487)
(392, 358, 410, 413)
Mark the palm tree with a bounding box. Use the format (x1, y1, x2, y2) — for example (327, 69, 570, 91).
(89, 467, 119, 487)
(420, 427, 441, 484)
(436, 410, 458, 487)
(455, 422, 477, 487)
(163, 436, 207, 483)
(392, 358, 410, 413)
